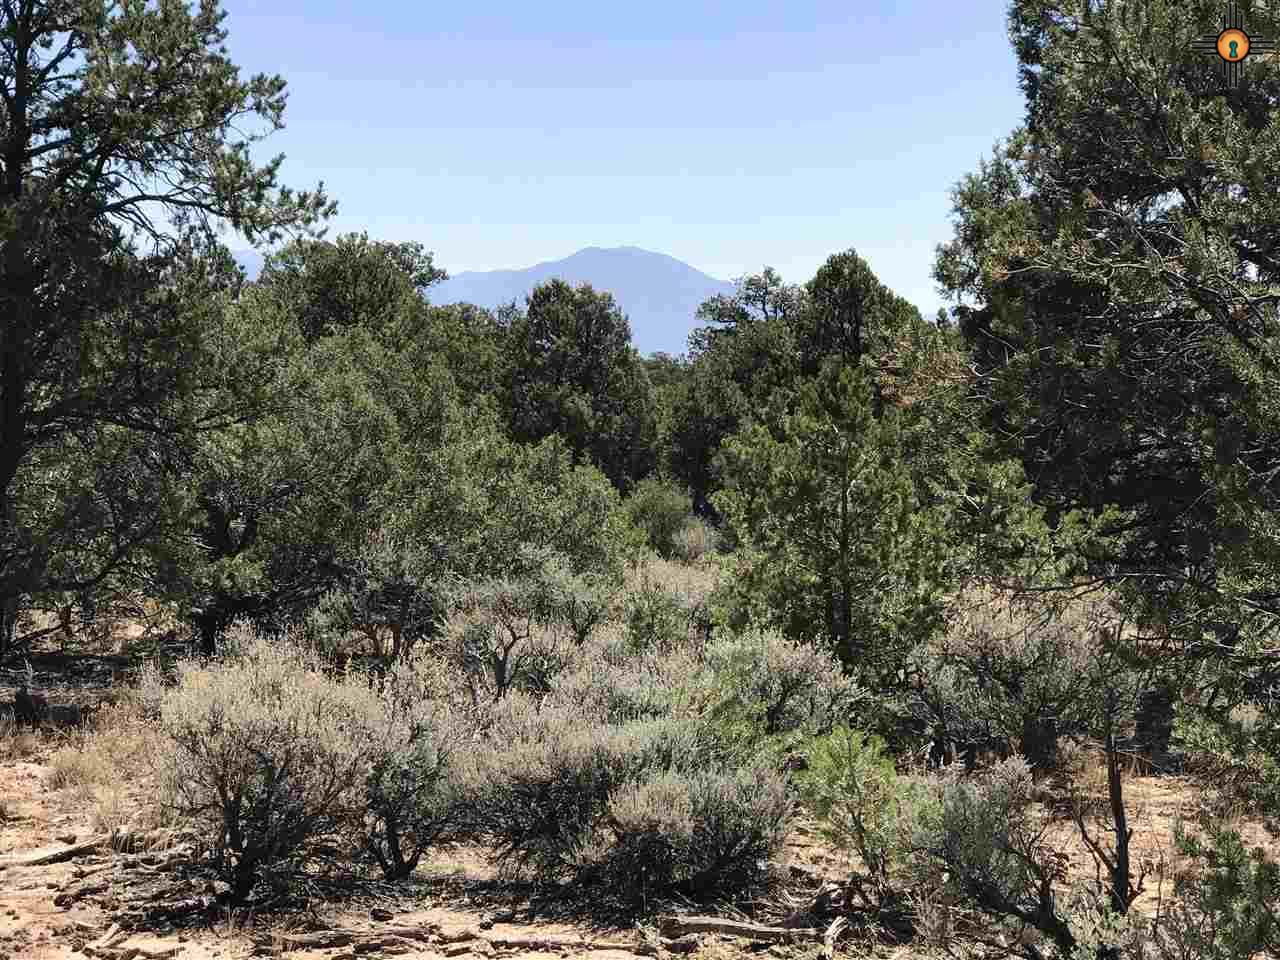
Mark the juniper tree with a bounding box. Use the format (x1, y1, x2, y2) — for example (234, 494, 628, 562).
(0, 0, 333, 651)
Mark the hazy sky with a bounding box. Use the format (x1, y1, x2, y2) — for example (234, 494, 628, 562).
(221, 0, 1025, 319)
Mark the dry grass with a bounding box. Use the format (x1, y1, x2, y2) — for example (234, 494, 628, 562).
(42, 701, 171, 833)
(0, 710, 41, 761)
(624, 551, 722, 600)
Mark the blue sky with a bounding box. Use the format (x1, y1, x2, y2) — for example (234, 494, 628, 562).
(221, 0, 1025, 319)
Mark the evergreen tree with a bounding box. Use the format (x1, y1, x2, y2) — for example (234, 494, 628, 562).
(0, 0, 333, 651)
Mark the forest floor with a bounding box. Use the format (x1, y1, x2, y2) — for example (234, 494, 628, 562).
(0, 617, 1273, 960)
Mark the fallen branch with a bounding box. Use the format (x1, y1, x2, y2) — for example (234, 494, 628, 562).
(658, 916, 821, 943)
(251, 926, 655, 956)
(780, 881, 844, 927)
(0, 834, 111, 867)
(488, 934, 655, 955)
(54, 880, 110, 908)
(821, 917, 849, 960)
(95, 947, 181, 960)
(253, 925, 438, 951)
(0, 829, 195, 868)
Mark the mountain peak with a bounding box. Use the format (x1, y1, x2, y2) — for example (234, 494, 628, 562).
(431, 248, 733, 357)
(232, 245, 734, 357)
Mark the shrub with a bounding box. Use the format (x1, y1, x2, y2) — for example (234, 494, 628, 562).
(912, 756, 1078, 957)
(1141, 821, 1280, 960)
(623, 578, 690, 655)
(553, 646, 703, 725)
(152, 629, 381, 901)
(548, 568, 617, 646)
(307, 527, 447, 664)
(794, 727, 934, 911)
(463, 701, 784, 899)
(909, 586, 1134, 772)
(625, 479, 694, 558)
(463, 711, 649, 879)
(363, 731, 459, 880)
(701, 629, 865, 764)
(359, 653, 472, 880)
(672, 518, 718, 563)
(441, 572, 576, 702)
(595, 763, 792, 901)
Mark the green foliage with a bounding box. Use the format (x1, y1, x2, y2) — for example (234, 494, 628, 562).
(551, 644, 705, 726)
(625, 478, 694, 558)
(936, 0, 1280, 681)
(307, 526, 447, 665)
(363, 735, 458, 881)
(500, 279, 658, 492)
(908, 588, 1140, 772)
(794, 727, 934, 911)
(1147, 822, 1280, 960)
(1175, 703, 1280, 815)
(593, 765, 792, 902)
(623, 578, 691, 656)
(441, 567, 577, 703)
(462, 700, 789, 900)
(0, 0, 332, 651)
(796, 249, 923, 378)
(913, 757, 1077, 957)
(255, 232, 445, 343)
(700, 629, 865, 765)
(667, 269, 803, 515)
(171, 319, 463, 652)
(672, 518, 718, 562)
(713, 362, 951, 679)
(446, 432, 644, 585)
(358, 654, 474, 882)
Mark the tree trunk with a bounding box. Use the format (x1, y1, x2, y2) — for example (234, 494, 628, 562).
(1021, 714, 1059, 771)
(195, 604, 232, 656)
(0, 592, 19, 657)
(1134, 680, 1176, 763)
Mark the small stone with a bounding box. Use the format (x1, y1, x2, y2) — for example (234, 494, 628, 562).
(56, 834, 77, 845)
(370, 908, 394, 922)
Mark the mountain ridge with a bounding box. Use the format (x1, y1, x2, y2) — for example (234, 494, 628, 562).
(233, 245, 735, 358)
(431, 246, 735, 357)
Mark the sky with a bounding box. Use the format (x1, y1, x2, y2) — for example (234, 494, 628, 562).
(220, 0, 1026, 320)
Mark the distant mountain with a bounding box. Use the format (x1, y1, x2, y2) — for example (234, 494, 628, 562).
(430, 246, 736, 357)
(231, 244, 734, 357)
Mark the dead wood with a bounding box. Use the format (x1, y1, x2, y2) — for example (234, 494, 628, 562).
(54, 880, 110, 907)
(253, 925, 438, 951)
(821, 917, 849, 960)
(0, 833, 111, 866)
(487, 934, 655, 954)
(780, 881, 844, 927)
(94, 948, 181, 960)
(250, 925, 657, 957)
(0, 829, 195, 868)
(658, 915, 821, 942)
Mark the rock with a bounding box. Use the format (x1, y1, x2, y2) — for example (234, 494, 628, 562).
(57, 834, 77, 845)
(370, 908, 394, 922)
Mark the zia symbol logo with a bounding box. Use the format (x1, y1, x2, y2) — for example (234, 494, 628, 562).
(1191, 2, 1278, 89)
